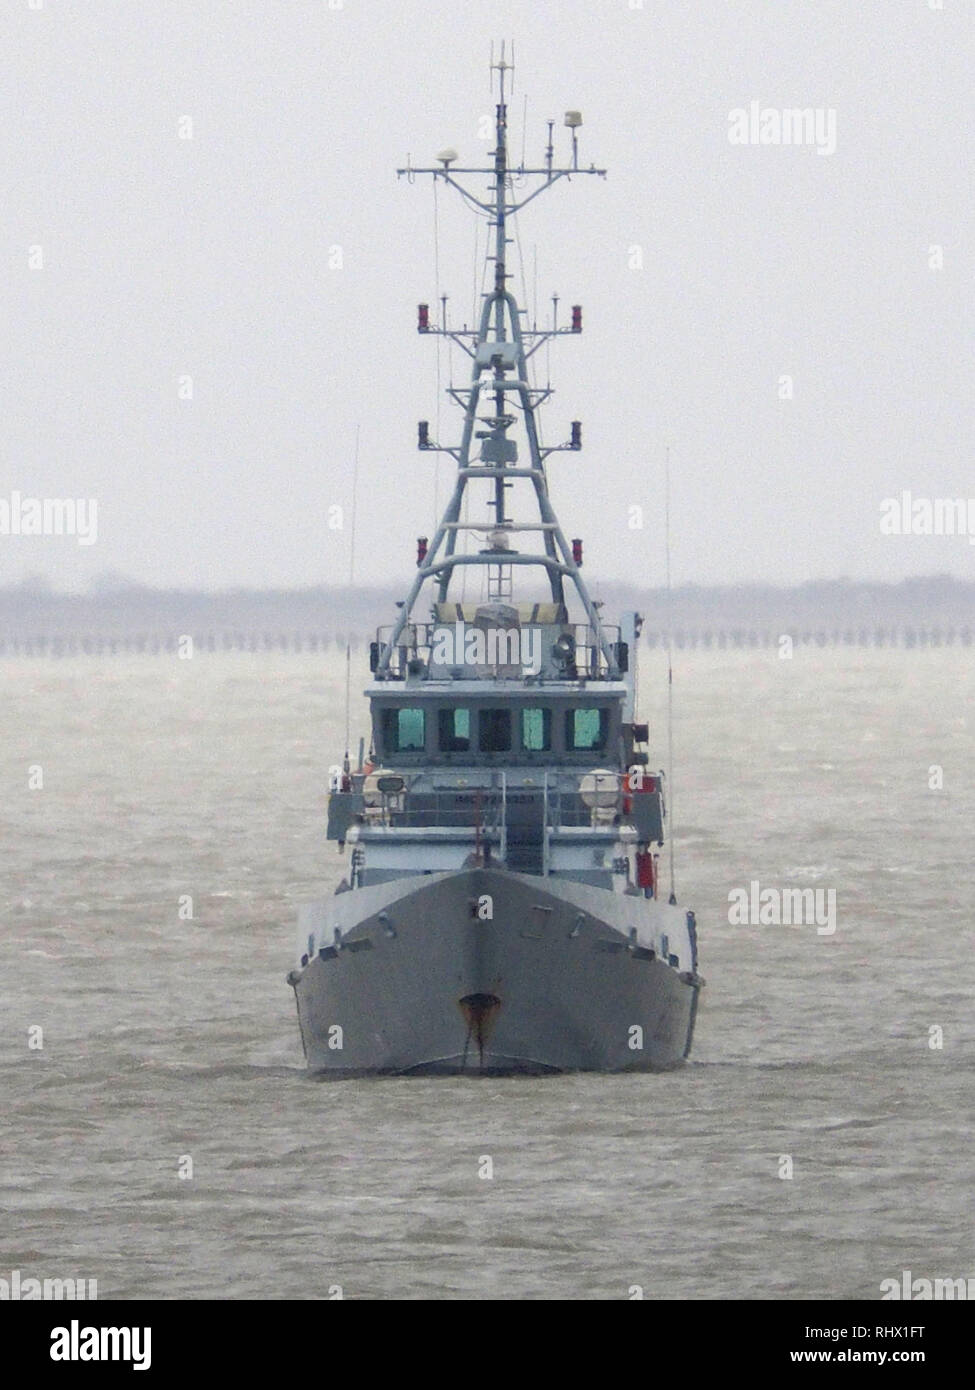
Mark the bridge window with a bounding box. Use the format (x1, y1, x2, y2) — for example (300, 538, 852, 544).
(566, 706, 608, 752)
(438, 707, 471, 752)
(521, 707, 551, 752)
(479, 708, 512, 752)
(383, 707, 426, 753)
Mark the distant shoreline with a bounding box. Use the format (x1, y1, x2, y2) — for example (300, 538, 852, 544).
(1, 577, 972, 654)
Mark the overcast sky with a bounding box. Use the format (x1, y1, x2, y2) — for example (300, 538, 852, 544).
(2, 0, 972, 593)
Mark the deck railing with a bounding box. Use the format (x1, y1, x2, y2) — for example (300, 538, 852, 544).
(371, 620, 623, 681)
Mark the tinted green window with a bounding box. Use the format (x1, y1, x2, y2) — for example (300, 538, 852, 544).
(383, 707, 426, 752)
(480, 709, 512, 752)
(438, 707, 471, 752)
(566, 707, 608, 752)
(521, 708, 551, 752)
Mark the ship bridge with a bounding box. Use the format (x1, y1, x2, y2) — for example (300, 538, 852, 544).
(327, 627, 663, 892)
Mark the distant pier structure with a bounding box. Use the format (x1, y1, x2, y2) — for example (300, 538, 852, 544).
(0, 626, 971, 657)
(0, 631, 356, 657)
(641, 626, 972, 650)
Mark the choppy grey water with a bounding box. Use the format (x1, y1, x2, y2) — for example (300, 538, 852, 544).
(2, 648, 973, 1301)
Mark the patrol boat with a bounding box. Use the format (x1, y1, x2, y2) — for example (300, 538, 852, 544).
(289, 55, 702, 1073)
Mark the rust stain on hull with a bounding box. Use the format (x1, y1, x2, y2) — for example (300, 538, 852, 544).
(458, 992, 502, 1066)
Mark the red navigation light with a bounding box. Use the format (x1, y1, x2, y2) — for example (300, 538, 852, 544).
(418, 303, 429, 331)
(572, 538, 583, 566)
(418, 420, 429, 448)
(570, 420, 582, 449)
(416, 536, 428, 567)
(571, 304, 582, 332)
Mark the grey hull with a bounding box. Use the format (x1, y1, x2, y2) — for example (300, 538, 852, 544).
(290, 869, 701, 1074)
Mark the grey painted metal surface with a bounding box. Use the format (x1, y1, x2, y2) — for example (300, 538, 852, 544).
(291, 869, 700, 1074)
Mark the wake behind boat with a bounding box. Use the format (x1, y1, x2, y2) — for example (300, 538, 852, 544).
(288, 52, 703, 1074)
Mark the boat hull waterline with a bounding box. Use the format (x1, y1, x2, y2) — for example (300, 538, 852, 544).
(290, 869, 701, 1075)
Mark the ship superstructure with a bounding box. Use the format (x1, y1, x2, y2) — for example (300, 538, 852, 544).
(289, 54, 702, 1073)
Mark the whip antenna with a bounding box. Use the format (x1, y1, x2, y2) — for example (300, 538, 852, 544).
(665, 442, 677, 905)
(343, 425, 360, 785)
(433, 179, 442, 524)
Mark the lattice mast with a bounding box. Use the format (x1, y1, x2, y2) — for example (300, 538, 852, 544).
(379, 47, 616, 676)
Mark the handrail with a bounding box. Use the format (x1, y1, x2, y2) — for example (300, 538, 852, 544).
(542, 770, 550, 877)
(373, 619, 623, 681)
(500, 771, 507, 863)
(353, 776, 622, 836)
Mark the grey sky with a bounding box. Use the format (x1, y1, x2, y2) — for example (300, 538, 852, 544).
(2, 0, 971, 593)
